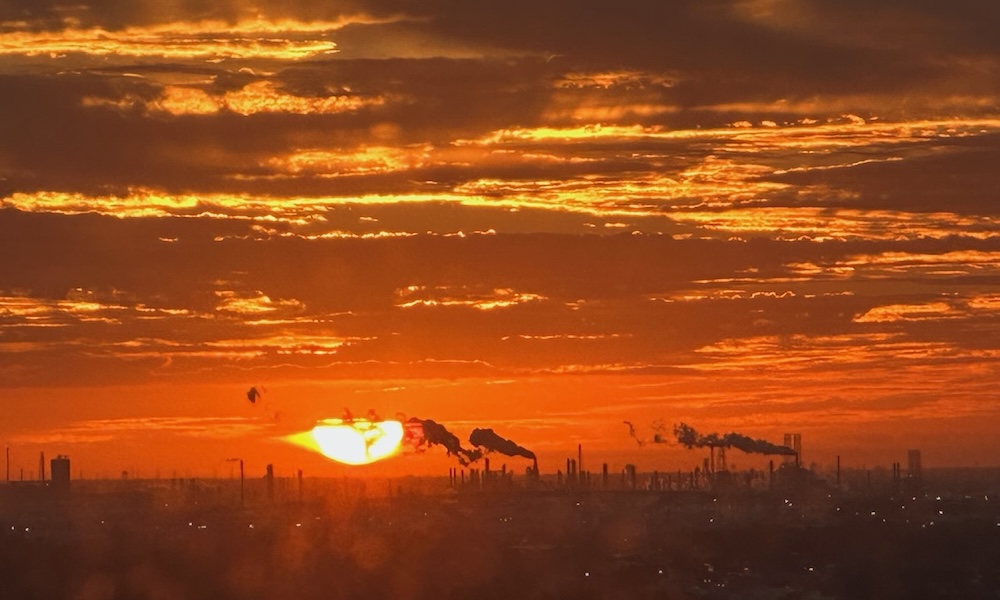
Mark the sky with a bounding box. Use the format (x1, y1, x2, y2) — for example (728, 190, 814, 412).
(1, 0, 999, 479)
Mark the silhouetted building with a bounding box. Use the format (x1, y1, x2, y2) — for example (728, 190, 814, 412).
(905, 449, 924, 494)
(50, 455, 70, 493)
(907, 449, 922, 480)
(265, 463, 274, 501)
(624, 464, 637, 489)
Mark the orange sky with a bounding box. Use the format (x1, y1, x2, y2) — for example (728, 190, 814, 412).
(1, 0, 999, 478)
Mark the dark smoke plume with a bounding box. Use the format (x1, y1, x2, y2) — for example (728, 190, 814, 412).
(342, 408, 383, 423)
(673, 422, 795, 456)
(244, 386, 279, 420)
(624, 420, 668, 446)
(406, 417, 481, 466)
(469, 428, 536, 461)
(623, 421, 645, 446)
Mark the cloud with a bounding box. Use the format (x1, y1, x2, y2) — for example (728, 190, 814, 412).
(1, 0, 999, 467)
(13, 416, 269, 445)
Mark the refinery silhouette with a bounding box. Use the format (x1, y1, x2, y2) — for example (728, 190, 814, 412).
(3, 424, 1000, 600)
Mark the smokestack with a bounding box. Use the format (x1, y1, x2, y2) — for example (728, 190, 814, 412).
(768, 459, 774, 489)
(836, 455, 841, 487)
(297, 469, 303, 503)
(266, 463, 274, 502)
(602, 463, 608, 489)
(39, 451, 45, 482)
(578, 444, 582, 474)
(5, 446, 8, 482)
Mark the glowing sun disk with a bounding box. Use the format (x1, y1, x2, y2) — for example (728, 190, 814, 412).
(287, 418, 404, 465)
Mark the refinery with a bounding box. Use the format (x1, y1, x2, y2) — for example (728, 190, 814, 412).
(3, 434, 1000, 600)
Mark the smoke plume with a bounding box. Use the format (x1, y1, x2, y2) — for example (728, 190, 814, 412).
(406, 417, 481, 466)
(469, 428, 536, 461)
(243, 385, 279, 420)
(624, 419, 668, 446)
(246, 387, 261, 404)
(673, 422, 795, 456)
(623, 421, 645, 446)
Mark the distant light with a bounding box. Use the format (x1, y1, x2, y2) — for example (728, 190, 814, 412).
(249, 524, 254, 529)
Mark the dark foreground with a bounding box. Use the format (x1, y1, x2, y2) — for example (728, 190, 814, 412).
(2, 478, 1000, 599)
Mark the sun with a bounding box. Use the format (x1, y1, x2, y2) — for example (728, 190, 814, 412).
(287, 418, 405, 465)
